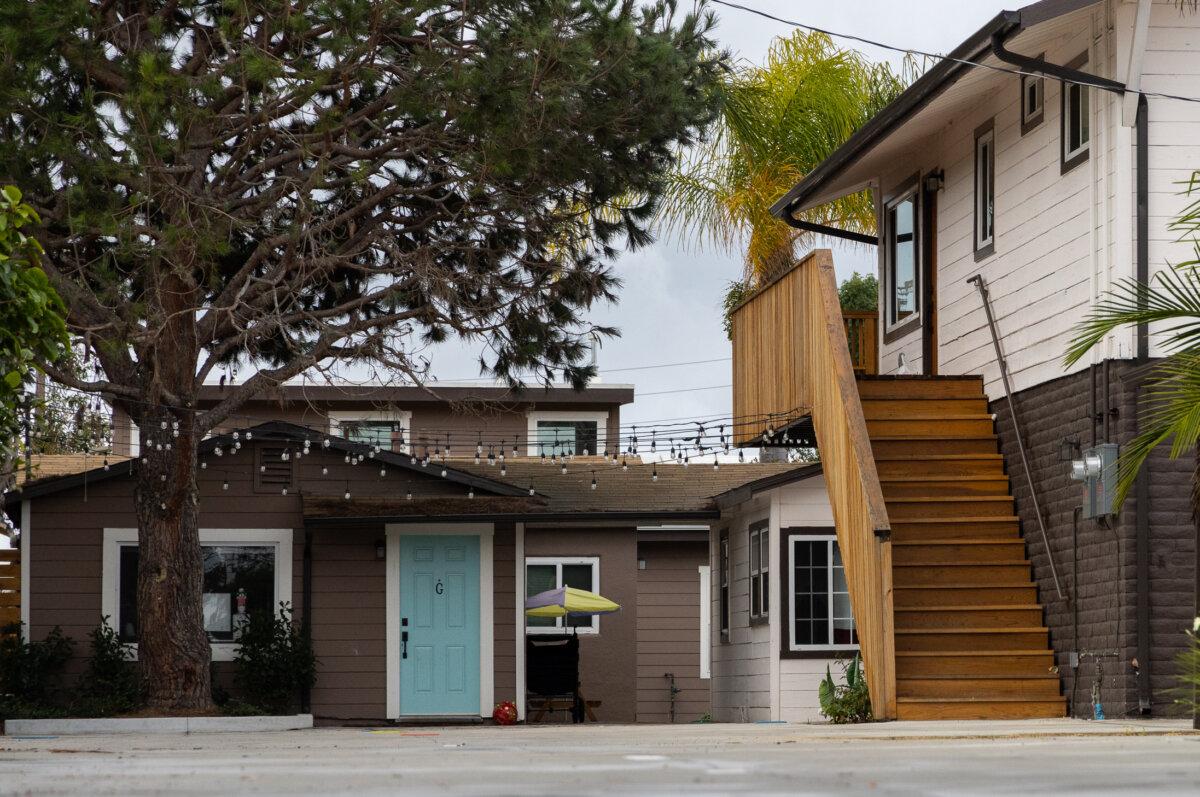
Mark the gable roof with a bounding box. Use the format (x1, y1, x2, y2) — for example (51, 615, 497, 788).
(4, 420, 527, 506)
(770, 0, 1102, 218)
(712, 462, 823, 509)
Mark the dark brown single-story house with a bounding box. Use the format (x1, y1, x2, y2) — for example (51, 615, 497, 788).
(5, 421, 799, 723)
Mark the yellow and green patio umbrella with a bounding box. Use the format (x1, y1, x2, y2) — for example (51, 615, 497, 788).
(524, 586, 620, 619)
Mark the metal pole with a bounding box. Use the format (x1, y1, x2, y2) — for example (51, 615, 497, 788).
(967, 275, 1067, 601)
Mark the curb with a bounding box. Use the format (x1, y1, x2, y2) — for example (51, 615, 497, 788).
(4, 714, 313, 736)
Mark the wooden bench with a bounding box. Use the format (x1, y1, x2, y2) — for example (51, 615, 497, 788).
(528, 696, 601, 723)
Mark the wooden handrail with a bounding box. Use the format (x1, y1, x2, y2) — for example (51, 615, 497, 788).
(730, 250, 895, 719)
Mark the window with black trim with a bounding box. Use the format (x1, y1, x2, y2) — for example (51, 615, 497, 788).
(787, 533, 858, 652)
(1061, 52, 1090, 173)
(719, 529, 730, 640)
(748, 521, 768, 622)
(1020, 68, 1044, 134)
(885, 189, 919, 330)
(974, 120, 995, 259)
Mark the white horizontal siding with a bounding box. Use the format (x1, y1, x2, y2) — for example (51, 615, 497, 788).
(779, 657, 843, 723)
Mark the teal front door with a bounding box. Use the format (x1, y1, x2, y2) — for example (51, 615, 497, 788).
(398, 534, 481, 716)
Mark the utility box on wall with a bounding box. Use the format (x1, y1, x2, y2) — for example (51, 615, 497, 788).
(1070, 443, 1119, 520)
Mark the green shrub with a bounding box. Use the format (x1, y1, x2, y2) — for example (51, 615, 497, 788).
(818, 653, 873, 724)
(0, 623, 73, 719)
(233, 604, 316, 715)
(1171, 620, 1200, 717)
(73, 618, 142, 717)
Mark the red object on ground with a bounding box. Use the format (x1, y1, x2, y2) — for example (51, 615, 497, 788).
(492, 701, 518, 725)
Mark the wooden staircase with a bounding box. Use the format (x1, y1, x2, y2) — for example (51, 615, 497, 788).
(859, 375, 1065, 720)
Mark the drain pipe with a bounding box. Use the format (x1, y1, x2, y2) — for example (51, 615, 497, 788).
(968, 275, 1066, 602)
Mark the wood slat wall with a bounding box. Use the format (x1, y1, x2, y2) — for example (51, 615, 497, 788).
(0, 548, 19, 633)
(730, 249, 896, 718)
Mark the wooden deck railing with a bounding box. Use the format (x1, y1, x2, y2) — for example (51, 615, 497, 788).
(842, 311, 878, 376)
(730, 250, 895, 719)
(0, 548, 20, 635)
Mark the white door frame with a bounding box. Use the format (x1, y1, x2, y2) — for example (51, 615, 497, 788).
(385, 523, 494, 720)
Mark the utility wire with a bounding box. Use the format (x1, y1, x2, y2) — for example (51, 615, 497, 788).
(710, 0, 1200, 104)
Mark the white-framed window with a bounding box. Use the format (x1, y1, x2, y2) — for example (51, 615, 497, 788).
(974, 121, 995, 258)
(787, 533, 858, 652)
(102, 528, 293, 662)
(525, 556, 600, 634)
(1061, 52, 1090, 172)
(526, 411, 608, 457)
(1020, 68, 1044, 133)
(884, 187, 919, 331)
(329, 410, 411, 453)
(748, 520, 769, 622)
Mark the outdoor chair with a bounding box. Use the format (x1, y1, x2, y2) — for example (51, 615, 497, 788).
(525, 634, 599, 723)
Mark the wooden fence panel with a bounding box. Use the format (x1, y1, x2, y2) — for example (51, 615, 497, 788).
(731, 250, 895, 718)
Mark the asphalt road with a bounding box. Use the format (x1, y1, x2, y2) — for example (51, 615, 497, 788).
(1, 720, 1197, 795)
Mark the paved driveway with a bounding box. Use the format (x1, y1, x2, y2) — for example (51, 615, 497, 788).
(1, 720, 1197, 795)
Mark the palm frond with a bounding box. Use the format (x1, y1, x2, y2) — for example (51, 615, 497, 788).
(1064, 267, 1200, 367)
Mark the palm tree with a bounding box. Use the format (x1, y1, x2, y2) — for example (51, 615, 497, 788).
(656, 30, 911, 283)
(1064, 174, 1200, 509)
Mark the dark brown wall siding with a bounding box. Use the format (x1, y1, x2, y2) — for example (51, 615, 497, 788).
(635, 541, 711, 723)
(26, 444, 515, 719)
(209, 402, 621, 457)
(524, 527, 638, 723)
(992, 361, 1196, 717)
(493, 522, 517, 708)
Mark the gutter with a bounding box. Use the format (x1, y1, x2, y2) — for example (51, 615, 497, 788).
(780, 218, 878, 246)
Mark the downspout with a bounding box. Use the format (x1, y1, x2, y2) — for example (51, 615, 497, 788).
(301, 525, 313, 714)
(1134, 93, 1153, 715)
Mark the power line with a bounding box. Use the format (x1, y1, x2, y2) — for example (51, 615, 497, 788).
(710, 0, 1200, 104)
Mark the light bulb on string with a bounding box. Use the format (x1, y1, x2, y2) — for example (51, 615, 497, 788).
(713, 455, 720, 471)
(468, 488, 475, 500)
(406, 491, 413, 501)
(200, 461, 207, 470)
(379, 467, 386, 478)
(738, 449, 745, 463)
(560, 462, 567, 475)
(344, 483, 351, 501)
(621, 458, 628, 472)
(528, 482, 536, 497)
(222, 479, 229, 491)
(281, 487, 288, 496)
(321, 466, 328, 476)
(652, 465, 658, 483)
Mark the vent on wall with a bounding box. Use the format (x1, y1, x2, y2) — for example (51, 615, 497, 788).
(255, 445, 295, 493)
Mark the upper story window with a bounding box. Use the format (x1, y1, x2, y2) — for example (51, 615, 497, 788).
(526, 556, 600, 634)
(1020, 67, 1044, 134)
(974, 120, 995, 259)
(748, 520, 769, 623)
(526, 411, 607, 457)
(1062, 52, 1091, 173)
(786, 532, 858, 652)
(329, 410, 411, 452)
(884, 187, 919, 331)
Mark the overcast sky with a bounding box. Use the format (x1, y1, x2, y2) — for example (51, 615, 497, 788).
(415, 2, 1014, 431)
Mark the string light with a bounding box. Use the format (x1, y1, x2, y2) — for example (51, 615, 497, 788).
(222, 479, 229, 490)
(590, 471, 597, 490)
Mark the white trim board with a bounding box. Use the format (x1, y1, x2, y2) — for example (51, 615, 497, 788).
(100, 528, 293, 662)
(20, 501, 30, 639)
(384, 523, 495, 721)
(698, 564, 711, 680)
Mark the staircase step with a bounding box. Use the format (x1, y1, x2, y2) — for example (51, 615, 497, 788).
(896, 697, 1065, 720)
(866, 415, 997, 437)
(895, 627, 1049, 652)
(894, 605, 1044, 629)
(881, 476, 1011, 498)
(886, 496, 1015, 519)
(898, 675, 1063, 699)
(856, 376, 985, 400)
(871, 436, 1000, 457)
(892, 540, 1028, 564)
(890, 517, 1022, 542)
(894, 585, 1040, 607)
(895, 650, 1058, 677)
(894, 562, 1033, 587)
(860, 397, 990, 419)
(874, 454, 1007, 478)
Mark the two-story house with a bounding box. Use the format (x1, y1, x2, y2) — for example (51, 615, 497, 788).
(729, 0, 1197, 720)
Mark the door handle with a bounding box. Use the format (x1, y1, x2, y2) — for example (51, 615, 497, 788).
(402, 630, 409, 659)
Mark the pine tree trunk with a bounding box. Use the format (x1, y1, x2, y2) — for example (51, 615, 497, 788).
(134, 408, 212, 711)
